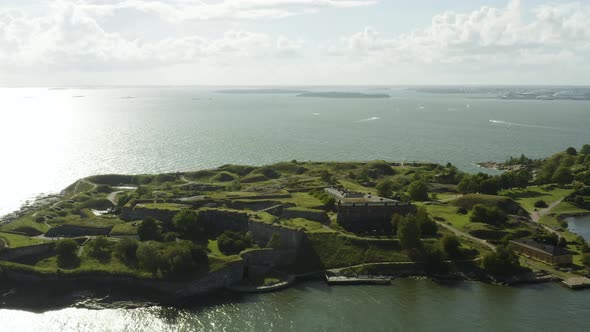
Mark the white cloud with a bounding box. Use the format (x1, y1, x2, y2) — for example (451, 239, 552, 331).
(338, 0, 590, 68)
(79, 0, 377, 21)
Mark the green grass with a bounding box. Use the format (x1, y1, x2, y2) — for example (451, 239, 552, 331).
(251, 212, 277, 224)
(0, 215, 49, 235)
(454, 194, 516, 211)
(425, 204, 470, 229)
(282, 193, 324, 209)
(551, 201, 590, 215)
(110, 222, 139, 235)
(500, 186, 572, 212)
(135, 203, 191, 211)
(0, 231, 45, 247)
(337, 179, 373, 193)
(280, 218, 324, 232)
(307, 232, 409, 269)
(207, 239, 225, 257)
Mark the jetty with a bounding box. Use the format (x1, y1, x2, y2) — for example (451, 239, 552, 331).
(562, 276, 590, 289)
(325, 274, 392, 286)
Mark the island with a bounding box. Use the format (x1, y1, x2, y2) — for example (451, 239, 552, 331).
(216, 89, 308, 94)
(296, 92, 390, 98)
(1, 145, 590, 301)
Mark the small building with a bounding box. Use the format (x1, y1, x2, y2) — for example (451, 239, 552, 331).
(324, 187, 415, 233)
(509, 238, 572, 266)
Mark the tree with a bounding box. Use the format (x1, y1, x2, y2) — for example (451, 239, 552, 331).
(173, 209, 207, 243)
(479, 178, 499, 195)
(55, 239, 79, 268)
(407, 180, 428, 201)
(581, 144, 590, 155)
(423, 243, 447, 273)
(376, 180, 394, 198)
(566, 147, 577, 156)
(415, 206, 437, 237)
(86, 236, 112, 262)
(552, 166, 574, 185)
(397, 215, 422, 250)
(137, 242, 162, 274)
(217, 231, 253, 255)
(482, 245, 520, 276)
(470, 204, 506, 225)
(115, 238, 138, 265)
(441, 234, 461, 259)
(138, 217, 162, 241)
(534, 200, 548, 208)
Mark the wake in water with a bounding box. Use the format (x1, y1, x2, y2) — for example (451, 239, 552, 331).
(358, 116, 381, 122)
(489, 120, 557, 130)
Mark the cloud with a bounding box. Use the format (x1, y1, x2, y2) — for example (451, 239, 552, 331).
(338, 0, 590, 68)
(79, 0, 378, 21)
(0, 3, 305, 70)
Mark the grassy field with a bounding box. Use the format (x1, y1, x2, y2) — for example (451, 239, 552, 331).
(500, 186, 572, 212)
(424, 203, 470, 229)
(0, 231, 45, 247)
(280, 218, 324, 232)
(136, 203, 191, 211)
(307, 232, 409, 269)
(282, 192, 324, 209)
(551, 201, 590, 215)
(0, 215, 49, 235)
(110, 222, 139, 235)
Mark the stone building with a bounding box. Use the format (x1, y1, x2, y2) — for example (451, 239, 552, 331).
(325, 187, 415, 233)
(509, 238, 573, 265)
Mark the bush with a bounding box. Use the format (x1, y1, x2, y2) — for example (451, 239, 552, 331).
(172, 209, 207, 243)
(136, 242, 162, 274)
(86, 236, 112, 262)
(408, 181, 429, 201)
(534, 200, 548, 208)
(138, 217, 162, 241)
(482, 245, 520, 276)
(115, 238, 138, 265)
(218, 231, 253, 255)
(470, 204, 506, 225)
(397, 215, 422, 250)
(55, 239, 79, 268)
(441, 234, 461, 259)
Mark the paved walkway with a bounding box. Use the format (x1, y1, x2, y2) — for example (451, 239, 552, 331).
(530, 198, 564, 235)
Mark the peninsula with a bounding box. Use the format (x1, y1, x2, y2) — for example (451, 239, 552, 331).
(2, 145, 590, 300)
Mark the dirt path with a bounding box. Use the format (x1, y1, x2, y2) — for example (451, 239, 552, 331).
(435, 220, 496, 251)
(107, 191, 123, 205)
(530, 198, 564, 235)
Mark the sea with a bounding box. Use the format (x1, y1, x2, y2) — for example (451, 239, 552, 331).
(0, 86, 589, 331)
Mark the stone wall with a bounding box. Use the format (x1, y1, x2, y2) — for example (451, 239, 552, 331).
(199, 209, 250, 236)
(0, 260, 244, 300)
(45, 225, 112, 238)
(229, 200, 282, 211)
(281, 208, 329, 223)
(120, 206, 180, 223)
(240, 248, 298, 267)
(337, 203, 416, 232)
(0, 243, 55, 262)
(247, 221, 305, 249)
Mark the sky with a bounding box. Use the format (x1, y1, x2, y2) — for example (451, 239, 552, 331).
(0, 0, 589, 86)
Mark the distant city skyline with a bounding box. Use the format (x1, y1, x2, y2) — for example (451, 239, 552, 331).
(1, 0, 589, 86)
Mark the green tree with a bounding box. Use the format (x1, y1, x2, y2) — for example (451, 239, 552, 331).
(86, 236, 112, 262)
(441, 234, 461, 259)
(115, 238, 138, 265)
(407, 180, 429, 201)
(137, 242, 162, 274)
(173, 209, 207, 243)
(566, 147, 578, 156)
(55, 239, 79, 268)
(581, 144, 590, 155)
(397, 215, 422, 250)
(470, 204, 506, 225)
(415, 206, 437, 237)
(138, 217, 162, 241)
(582, 253, 590, 266)
(480, 178, 499, 195)
(423, 243, 447, 273)
(482, 245, 520, 276)
(552, 166, 574, 185)
(376, 180, 394, 198)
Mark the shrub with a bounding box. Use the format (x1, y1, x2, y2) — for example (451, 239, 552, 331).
(470, 204, 506, 225)
(217, 231, 253, 255)
(138, 217, 162, 241)
(136, 242, 162, 274)
(55, 239, 79, 268)
(86, 236, 112, 262)
(441, 234, 461, 258)
(482, 245, 520, 276)
(115, 238, 138, 265)
(172, 209, 207, 243)
(534, 200, 548, 208)
(408, 180, 429, 201)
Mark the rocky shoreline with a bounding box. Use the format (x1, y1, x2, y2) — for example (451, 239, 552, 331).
(476, 161, 528, 172)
